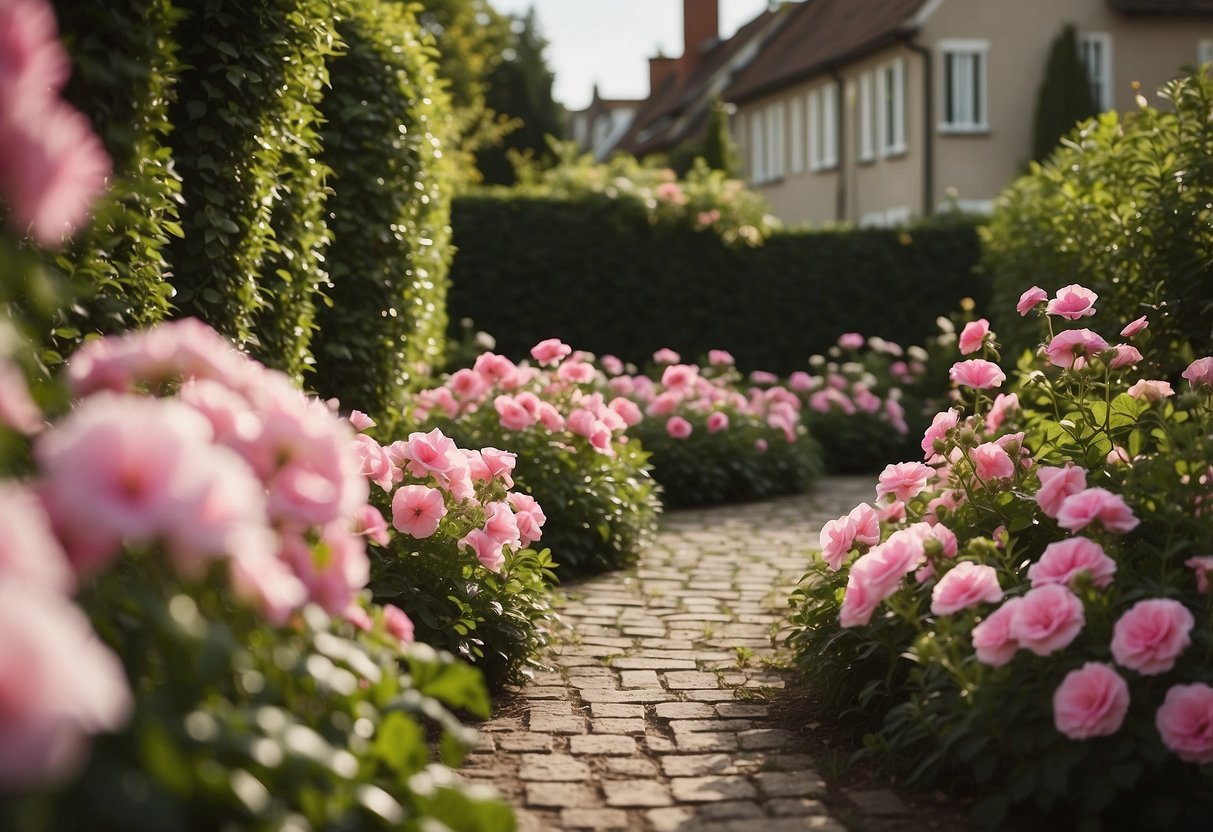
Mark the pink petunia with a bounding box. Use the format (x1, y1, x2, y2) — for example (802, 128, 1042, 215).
(353, 433, 399, 491)
(1182, 357, 1213, 388)
(971, 598, 1022, 666)
(479, 447, 517, 487)
(1108, 344, 1143, 370)
(1037, 464, 1088, 518)
(653, 348, 681, 364)
(0, 358, 43, 434)
(383, 604, 415, 645)
(395, 428, 459, 480)
(819, 516, 857, 571)
(971, 442, 1015, 483)
(1056, 487, 1139, 534)
(986, 393, 1019, 433)
(1046, 284, 1098, 320)
(348, 410, 375, 431)
(708, 349, 735, 366)
(1126, 379, 1174, 402)
(706, 410, 729, 433)
(930, 561, 1003, 616)
(949, 359, 1006, 389)
(279, 528, 369, 616)
(666, 415, 692, 439)
(459, 528, 504, 572)
(494, 395, 534, 431)
(1156, 683, 1213, 764)
(1120, 316, 1148, 337)
(0, 483, 73, 593)
(608, 397, 643, 427)
(1010, 584, 1085, 656)
(1016, 286, 1048, 316)
(661, 364, 699, 389)
(1053, 662, 1129, 740)
(876, 461, 934, 502)
(483, 500, 521, 549)
(921, 407, 959, 460)
(391, 485, 447, 538)
(530, 338, 571, 366)
(958, 318, 991, 355)
(1185, 556, 1213, 594)
(354, 504, 391, 546)
(1028, 537, 1116, 589)
(508, 492, 546, 547)
(1110, 598, 1194, 676)
(1044, 329, 1109, 369)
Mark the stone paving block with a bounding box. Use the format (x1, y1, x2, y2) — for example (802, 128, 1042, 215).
(646, 807, 697, 832)
(643, 735, 678, 753)
(716, 702, 769, 718)
(670, 719, 755, 734)
(691, 817, 846, 831)
(683, 689, 742, 702)
(558, 644, 622, 658)
(559, 808, 631, 830)
(528, 714, 588, 734)
(528, 700, 574, 716)
(569, 675, 620, 690)
(479, 717, 523, 732)
(695, 800, 766, 820)
(755, 771, 828, 799)
(609, 657, 697, 670)
(518, 753, 590, 782)
(524, 782, 596, 809)
(752, 753, 817, 771)
(522, 685, 568, 699)
(654, 701, 717, 719)
(664, 670, 721, 689)
(660, 753, 735, 777)
(591, 717, 646, 735)
(768, 798, 829, 816)
(605, 757, 659, 778)
(569, 734, 637, 756)
(738, 728, 794, 750)
(579, 688, 675, 703)
(674, 731, 739, 753)
(590, 703, 644, 718)
(669, 776, 759, 802)
(567, 665, 614, 677)
(602, 779, 673, 808)
(496, 732, 553, 752)
(619, 669, 660, 688)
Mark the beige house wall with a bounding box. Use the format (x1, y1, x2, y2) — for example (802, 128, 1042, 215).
(732, 0, 1212, 227)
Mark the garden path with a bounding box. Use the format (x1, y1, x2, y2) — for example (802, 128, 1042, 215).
(462, 474, 935, 832)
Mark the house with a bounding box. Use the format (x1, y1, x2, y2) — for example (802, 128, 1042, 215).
(568, 86, 642, 161)
(723, 0, 1213, 227)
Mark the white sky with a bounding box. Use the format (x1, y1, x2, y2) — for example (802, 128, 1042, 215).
(491, 0, 774, 110)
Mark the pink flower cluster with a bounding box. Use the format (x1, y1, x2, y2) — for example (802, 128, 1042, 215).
(0, 0, 111, 245)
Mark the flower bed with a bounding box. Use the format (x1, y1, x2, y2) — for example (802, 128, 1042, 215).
(788, 286, 1213, 828)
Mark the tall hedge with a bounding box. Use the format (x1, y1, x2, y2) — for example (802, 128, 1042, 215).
(447, 194, 984, 374)
(310, 0, 454, 415)
(165, 0, 338, 375)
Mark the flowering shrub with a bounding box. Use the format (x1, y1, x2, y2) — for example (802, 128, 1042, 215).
(403, 342, 661, 575)
(351, 416, 558, 689)
(605, 347, 821, 507)
(0, 320, 512, 831)
(788, 287, 1213, 827)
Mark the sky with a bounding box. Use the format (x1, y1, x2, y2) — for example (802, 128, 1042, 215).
(491, 0, 774, 111)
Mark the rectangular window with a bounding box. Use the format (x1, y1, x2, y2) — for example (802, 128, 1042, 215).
(808, 83, 838, 170)
(789, 95, 805, 174)
(858, 71, 876, 161)
(880, 57, 907, 155)
(765, 102, 785, 180)
(1079, 32, 1113, 111)
(940, 40, 988, 132)
(748, 111, 765, 184)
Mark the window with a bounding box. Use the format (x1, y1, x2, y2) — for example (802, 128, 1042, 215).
(858, 71, 876, 161)
(940, 40, 988, 132)
(789, 95, 805, 174)
(1079, 32, 1113, 111)
(879, 57, 907, 155)
(748, 111, 765, 183)
(765, 102, 785, 180)
(1200, 39, 1213, 66)
(808, 84, 838, 170)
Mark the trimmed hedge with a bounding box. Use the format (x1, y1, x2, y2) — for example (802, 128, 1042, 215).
(311, 0, 454, 415)
(447, 194, 984, 375)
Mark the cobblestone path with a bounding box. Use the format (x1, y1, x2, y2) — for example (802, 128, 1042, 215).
(463, 475, 890, 831)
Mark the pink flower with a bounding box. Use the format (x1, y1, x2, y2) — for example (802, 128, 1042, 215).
(395, 428, 458, 480)
(479, 447, 517, 487)
(1120, 316, 1148, 337)
(1046, 284, 1098, 320)
(653, 348, 681, 364)
(931, 562, 1003, 616)
(345, 604, 372, 632)
(608, 397, 643, 427)
(654, 181, 687, 204)
(666, 415, 692, 439)
(530, 338, 572, 366)
(839, 536, 924, 627)
(1126, 379, 1174, 402)
(279, 528, 369, 615)
(1185, 556, 1213, 594)
(1110, 598, 1194, 675)
(0, 358, 42, 434)
(1016, 286, 1048, 316)
(354, 504, 390, 546)
(391, 485, 447, 538)
(535, 401, 565, 432)
(755, 438, 768, 453)
(556, 360, 596, 384)
(1053, 662, 1129, 740)
(228, 551, 308, 625)
(972, 598, 1022, 666)
(494, 395, 534, 431)
(708, 349, 734, 366)
(1182, 357, 1213, 388)
(749, 370, 779, 385)
(838, 332, 865, 350)
(1056, 487, 1139, 534)
(848, 503, 881, 546)
(661, 363, 698, 389)
(706, 411, 729, 433)
(921, 408, 959, 459)
(949, 359, 1005, 389)
(448, 368, 489, 402)
(819, 516, 857, 570)
(788, 371, 814, 391)
(1108, 344, 1142, 370)
(353, 433, 399, 491)
(0, 0, 70, 106)
(483, 500, 521, 548)
(1035, 464, 1088, 517)
(459, 528, 504, 572)
(986, 393, 1018, 433)
(971, 442, 1015, 483)
(473, 352, 518, 385)
(0, 483, 73, 593)
(600, 354, 624, 375)
(383, 604, 415, 645)
(1044, 329, 1109, 369)
(958, 318, 991, 355)
(0, 580, 132, 789)
(876, 461, 934, 502)
(508, 492, 546, 546)
(1010, 584, 1085, 656)
(1028, 537, 1116, 589)
(1156, 683, 1213, 764)
(928, 523, 959, 558)
(348, 410, 375, 431)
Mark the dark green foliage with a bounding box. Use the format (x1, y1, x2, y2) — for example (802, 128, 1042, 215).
(700, 96, 741, 177)
(987, 69, 1213, 374)
(311, 0, 454, 415)
(166, 0, 337, 362)
(51, 0, 183, 351)
(1030, 24, 1098, 164)
(448, 194, 984, 375)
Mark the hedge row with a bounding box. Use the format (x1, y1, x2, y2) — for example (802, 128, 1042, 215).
(50, 0, 452, 414)
(447, 195, 985, 374)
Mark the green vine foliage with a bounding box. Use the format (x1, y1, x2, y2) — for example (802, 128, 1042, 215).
(311, 0, 455, 416)
(165, 0, 338, 363)
(51, 0, 183, 356)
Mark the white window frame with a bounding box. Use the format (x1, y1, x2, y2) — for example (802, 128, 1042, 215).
(1199, 39, 1213, 66)
(1079, 32, 1113, 111)
(748, 111, 765, 184)
(789, 95, 805, 174)
(808, 83, 838, 171)
(879, 57, 907, 156)
(939, 39, 989, 133)
(858, 70, 876, 162)
(765, 102, 785, 181)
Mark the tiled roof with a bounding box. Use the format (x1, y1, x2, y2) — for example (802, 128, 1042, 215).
(724, 0, 930, 105)
(617, 7, 784, 157)
(1106, 0, 1213, 13)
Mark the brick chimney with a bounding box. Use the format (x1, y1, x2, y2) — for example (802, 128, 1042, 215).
(648, 54, 679, 94)
(682, 0, 719, 68)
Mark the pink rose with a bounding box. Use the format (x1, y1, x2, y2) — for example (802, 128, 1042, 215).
(1182, 357, 1213, 388)
(928, 523, 959, 558)
(1120, 316, 1148, 337)
(949, 359, 1006, 389)
(530, 338, 571, 366)
(1108, 344, 1142, 370)
(508, 492, 546, 546)
(876, 461, 934, 502)
(708, 349, 735, 366)
(600, 354, 624, 376)
(1126, 379, 1174, 402)
(556, 361, 596, 384)
(930, 561, 1003, 616)
(986, 393, 1018, 433)
(1185, 556, 1213, 594)
(1110, 598, 1194, 675)
(1044, 329, 1109, 369)
(1053, 662, 1129, 740)
(493, 395, 534, 431)
(819, 516, 857, 571)
(661, 363, 698, 389)
(839, 536, 923, 627)
(449, 368, 489, 402)
(971, 598, 1022, 666)
(1035, 464, 1087, 517)
(706, 410, 729, 433)
(608, 397, 643, 427)
(838, 332, 865, 350)
(958, 318, 991, 355)
(1017, 286, 1048, 316)
(1010, 584, 1085, 656)
(749, 370, 779, 385)
(1028, 537, 1116, 589)
(921, 408, 959, 460)
(391, 484, 447, 538)
(1056, 487, 1139, 534)
(653, 348, 681, 364)
(665, 415, 692, 439)
(788, 371, 814, 391)
(1156, 683, 1213, 764)
(971, 442, 1014, 483)
(383, 604, 415, 645)
(1046, 284, 1098, 320)
(848, 502, 881, 546)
